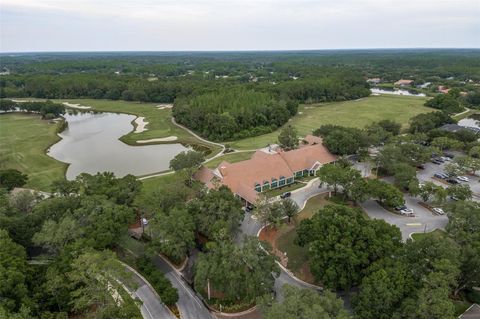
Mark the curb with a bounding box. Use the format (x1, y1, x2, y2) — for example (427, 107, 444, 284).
(119, 261, 177, 319)
(211, 305, 258, 318)
(256, 224, 323, 291)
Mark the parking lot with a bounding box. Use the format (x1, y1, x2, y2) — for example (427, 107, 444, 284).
(417, 158, 480, 201)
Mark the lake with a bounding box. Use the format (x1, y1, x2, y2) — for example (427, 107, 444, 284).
(371, 88, 426, 97)
(48, 111, 189, 180)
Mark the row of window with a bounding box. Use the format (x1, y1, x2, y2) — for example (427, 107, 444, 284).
(254, 169, 313, 192)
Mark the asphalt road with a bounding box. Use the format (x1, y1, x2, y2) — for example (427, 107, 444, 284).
(152, 255, 213, 319)
(123, 266, 176, 319)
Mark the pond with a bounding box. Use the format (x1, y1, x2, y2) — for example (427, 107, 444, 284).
(48, 111, 189, 180)
(370, 88, 426, 97)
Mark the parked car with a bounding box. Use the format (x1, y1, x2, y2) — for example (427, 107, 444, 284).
(395, 205, 407, 211)
(457, 176, 469, 182)
(245, 204, 254, 212)
(434, 173, 446, 179)
(440, 156, 451, 162)
(431, 159, 442, 165)
(416, 164, 425, 170)
(400, 207, 413, 214)
(280, 192, 291, 199)
(446, 178, 459, 185)
(432, 207, 445, 215)
(450, 196, 459, 201)
(435, 158, 445, 163)
(444, 153, 455, 159)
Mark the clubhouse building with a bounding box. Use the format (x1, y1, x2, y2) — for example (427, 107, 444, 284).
(194, 135, 336, 205)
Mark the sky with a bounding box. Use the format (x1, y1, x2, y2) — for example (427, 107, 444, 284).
(0, 0, 479, 52)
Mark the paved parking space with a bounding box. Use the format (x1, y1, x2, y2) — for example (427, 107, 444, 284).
(361, 197, 448, 240)
(417, 160, 480, 201)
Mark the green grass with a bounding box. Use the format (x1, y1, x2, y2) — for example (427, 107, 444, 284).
(454, 300, 472, 317)
(266, 182, 306, 197)
(229, 95, 431, 149)
(0, 113, 67, 191)
(205, 151, 255, 168)
(411, 229, 447, 241)
(275, 194, 331, 274)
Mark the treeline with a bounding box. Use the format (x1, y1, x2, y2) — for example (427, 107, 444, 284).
(173, 88, 295, 141)
(0, 99, 65, 118)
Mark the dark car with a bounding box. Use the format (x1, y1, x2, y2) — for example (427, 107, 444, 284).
(444, 153, 455, 159)
(416, 164, 425, 170)
(435, 158, 445, 163)
(280, 192, 291, 199)
(431, 160, 442, 165)
(446, 179, 459, 185)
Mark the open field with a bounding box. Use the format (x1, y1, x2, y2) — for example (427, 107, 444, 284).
(228, 95, 432, 149)
(0, 113, 67, 191)
(411, 229, 447, 241)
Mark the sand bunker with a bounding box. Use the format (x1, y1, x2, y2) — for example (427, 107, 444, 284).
(136, 136, 178, 143)
(156, 104, 173, 110)
(134, 117, 149, 133)
(63, 102, 92, 109)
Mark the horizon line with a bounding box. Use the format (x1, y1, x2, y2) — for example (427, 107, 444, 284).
(2, 47, 480, 55)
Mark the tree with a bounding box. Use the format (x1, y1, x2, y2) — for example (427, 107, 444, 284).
(281, 198, 299, 223)
(258, 284, 349, 319)
(0, 229, 28, 312)
(354, 261, 413, 319)
(194, 237, 279, 302)
(419, 181, 440, 203)
(33, 216, 82, 254)
(317, 161, 362, 197)
(8, 190, 39, 213)
(187, 186, 244, 239)
(296, 204, 402, 289)
(392, 162, 418, 190)
(431, 136, 463, 151)
(151, 207, 195, 262)
(278, 125, 299, 150)
(0, 169, 28, 191)
(322, 127, 369, 155)
(367, 179, 405, 208)
(68, 250, 141, 319)
(447, 184, 472, 201)
(425, 93, 463, 114)
(169, 150, 205, 171)
(51, 179, 80, 196)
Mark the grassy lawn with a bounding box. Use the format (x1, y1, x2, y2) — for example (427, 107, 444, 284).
(411, 229, 447, 241)
(275, 193, 331, 280)
(205, 151, 255, 168)
(266, 182, 306, 197)
(229, 95, 431, 149)
(0, 113, 67, 191)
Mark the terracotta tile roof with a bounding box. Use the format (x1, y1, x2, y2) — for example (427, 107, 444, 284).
(194, 137, 336, 203)
(279, 144, 336, 172)
(395, 79, 414, 85)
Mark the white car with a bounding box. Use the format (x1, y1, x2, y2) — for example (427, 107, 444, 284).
(457, 176, 469, 182)
(432, 207, 445, 215)
(400, 208, 414, 215)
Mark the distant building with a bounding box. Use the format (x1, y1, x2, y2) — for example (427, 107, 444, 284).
(438, 85, 451, 94)
(194, 135, 336, 205)
(458, 303, 480, 319)
(417, 82, 431, 89)
(394, 79, 414, 87)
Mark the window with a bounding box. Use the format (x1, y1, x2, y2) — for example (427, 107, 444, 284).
(303, 169, 309, 176)
(254, 183, 261, 192)
(279, 176, 286, 186)
(271, 178, 278, 189)
(295, 171, 302, 177)
(286, 177, 294, 184)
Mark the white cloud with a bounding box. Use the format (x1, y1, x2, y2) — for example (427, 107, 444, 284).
(0, 0, 479, 51)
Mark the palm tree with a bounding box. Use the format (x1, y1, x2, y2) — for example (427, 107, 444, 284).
(281, 199, 299, 223)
